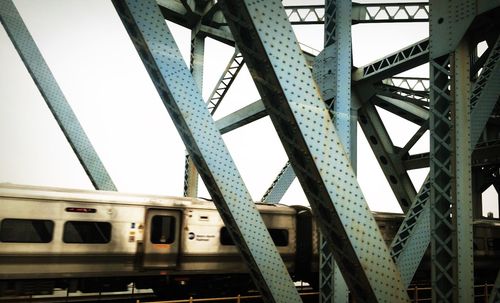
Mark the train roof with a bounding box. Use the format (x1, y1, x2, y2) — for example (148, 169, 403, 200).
(0, 183, 295, 214)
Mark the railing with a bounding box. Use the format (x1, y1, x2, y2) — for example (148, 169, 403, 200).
(136, 292, 318, 303)
(141, 284, 495, 303)
(407, 284, 494, 303)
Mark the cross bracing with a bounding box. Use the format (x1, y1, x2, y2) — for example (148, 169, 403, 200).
(1, 1, 500, 303)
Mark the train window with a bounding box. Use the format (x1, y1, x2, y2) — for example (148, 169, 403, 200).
(220, 227, 234, 245)
(268, 229, 289, 246)
(151, 216, 176, 244)
(63, 221, 111, 244)
(0, 219, 54, 243)
(220, 227, 288, 246)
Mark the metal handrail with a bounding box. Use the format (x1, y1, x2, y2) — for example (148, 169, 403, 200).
(137, 292, 318, 303)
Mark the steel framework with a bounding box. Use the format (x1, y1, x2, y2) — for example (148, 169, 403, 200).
(2, 0, 500, 302)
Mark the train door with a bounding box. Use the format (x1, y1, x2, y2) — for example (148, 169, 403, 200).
(143, 209, 181, 268)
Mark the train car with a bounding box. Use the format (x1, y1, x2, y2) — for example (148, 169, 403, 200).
(1, 183, 499, 298)
(0, 183, 318, 297)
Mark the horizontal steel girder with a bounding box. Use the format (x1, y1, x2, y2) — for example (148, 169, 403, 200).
(111, 1, 302, 302)
(0, 0, 116, 191)
(218, 1, 409, 302)
(158, 1, 429, 28)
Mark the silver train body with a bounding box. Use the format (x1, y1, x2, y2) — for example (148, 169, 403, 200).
(0, 184, 499, 297)
(0, 184, 318, 297)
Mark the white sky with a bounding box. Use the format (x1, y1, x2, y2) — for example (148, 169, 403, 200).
(0, 0, 496, 215)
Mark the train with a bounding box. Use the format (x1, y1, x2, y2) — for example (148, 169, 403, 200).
(0, 183, 499, 298)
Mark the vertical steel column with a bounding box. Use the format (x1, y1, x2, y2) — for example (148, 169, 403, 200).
(183, 29, 205, 197)
(219, 1, 409, 302)
(429, 54, 453, 303)
(451, 40, 473, 303)
(313, 0, 352, 302)
(0, 0, 116, 191)
(111, 1, 302, 302)
(429, 0, 474, 298)
(390, 5, 498, 291)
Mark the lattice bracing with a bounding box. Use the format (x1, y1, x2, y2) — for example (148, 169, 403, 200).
(206, 51, 245, 115)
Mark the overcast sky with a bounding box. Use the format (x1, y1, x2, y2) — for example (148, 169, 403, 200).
(1, 0, 495, 215)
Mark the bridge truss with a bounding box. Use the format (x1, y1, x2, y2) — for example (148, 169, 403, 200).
(1, 0, 500, 302)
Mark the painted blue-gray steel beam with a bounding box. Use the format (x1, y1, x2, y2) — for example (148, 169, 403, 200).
(313, 1, 352, 302)
(157, 0, 199, 28)
(183, 30, 205, 198)
(400, 121, 429, 156)
(451, 38, 474, 303)
(206, 50, 245, 115)
(260, 161, 295, 204)
(429, 1, 475, 300)
(219, 1, 409, 302)
(383, 77, 430, 92)
(391, 177, 431, 287)
(353, 39, 429, 84)
(371, 94, 429, 125)
(375, 84, 429, 106)
(470, 35, 500, 146)
(111, 1, 302, 302)
(284, 3, 429, 25)
(389, 6, 499, 290)
(429, 53, 457, 302)
(352, 2, 429, 24)
(357, 100, 416, 212)
(403, 153, 429, 170)
(0, 0, 116, 191)
(215, 99, 266, 134)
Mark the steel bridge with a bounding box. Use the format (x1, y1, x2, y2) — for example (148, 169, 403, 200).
(1, 0, 500, 302)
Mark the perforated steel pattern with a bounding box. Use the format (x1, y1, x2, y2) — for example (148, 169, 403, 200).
(219, 1, 409, 302)
(261, 161, 295, 204)
(317, 1, 351, 302)
(453, 41, 474, 302)
(111, 1, 301, 303)
(391, 177, 431, 286)
(0, 0, 116, 191)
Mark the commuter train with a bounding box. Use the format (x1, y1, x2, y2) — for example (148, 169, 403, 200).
(0, 183, 499, 298)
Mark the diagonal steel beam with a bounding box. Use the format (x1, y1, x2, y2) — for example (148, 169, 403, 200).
(111, 1, 302, 302)
(0, 0, 116, 191)
(371, 94, 429, 125)
(353, 38, 429, 84)
(206, 50, 245, 115)
(470, 35, 500, 146)
(219, 1, 409, 302)
(357, 98, 417, 212)
(260, 161, 295, 204)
